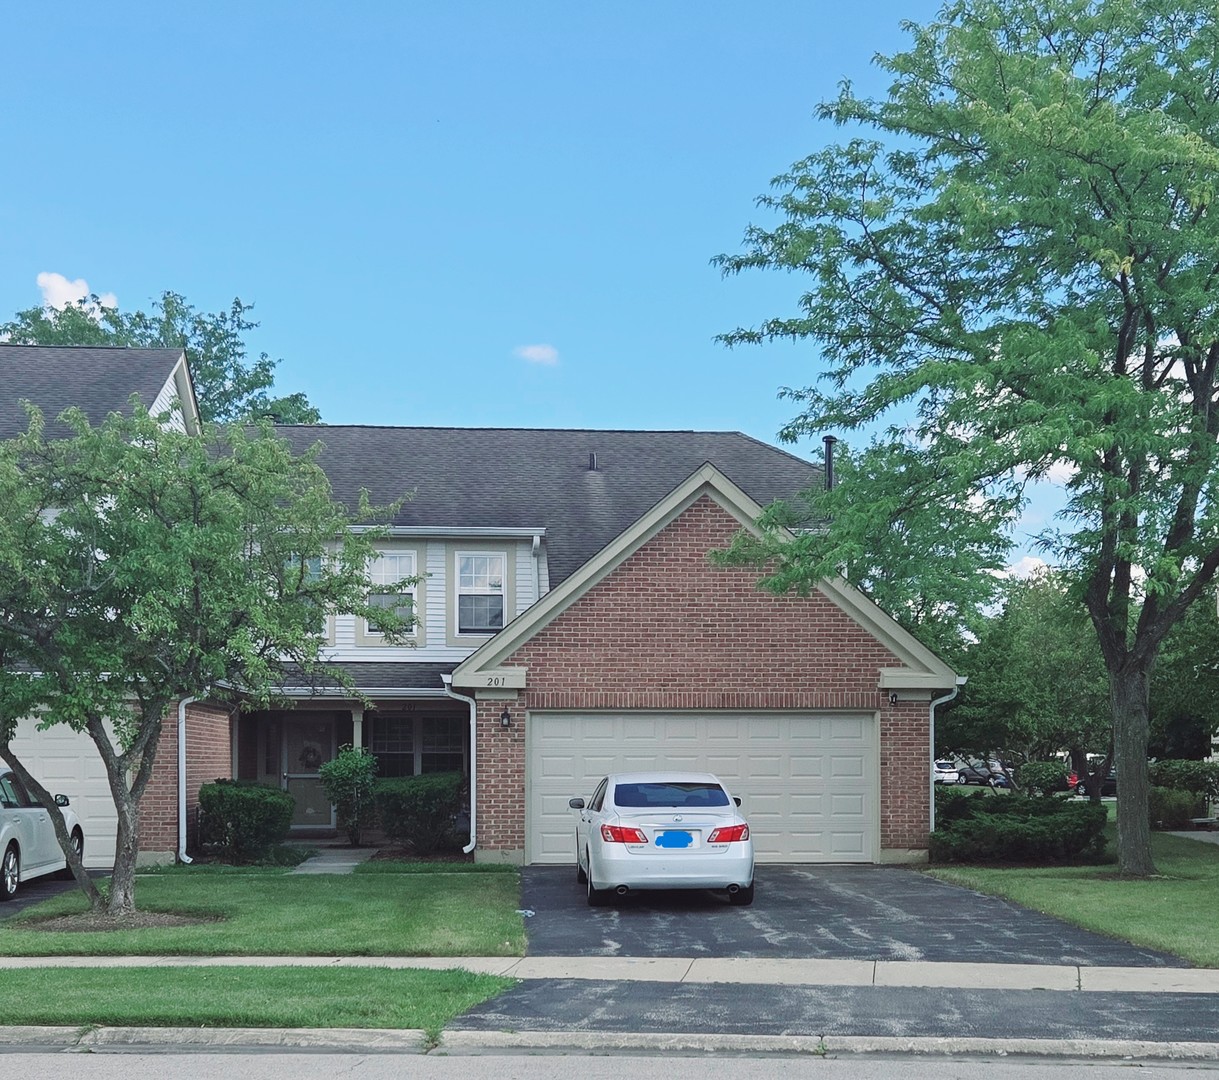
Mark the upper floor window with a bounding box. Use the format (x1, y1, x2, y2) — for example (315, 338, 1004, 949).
(286, 555, 328, 638)
(456, 552, 505, 634)
(364, 551, 416, 637)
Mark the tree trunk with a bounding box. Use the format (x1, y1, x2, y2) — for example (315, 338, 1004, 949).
(1112, 666, 1156, 877)
(105, 794, 141, 915)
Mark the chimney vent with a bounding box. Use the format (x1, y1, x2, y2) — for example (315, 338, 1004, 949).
(588, 452, 598, 471)
(823, 435, 837, 491)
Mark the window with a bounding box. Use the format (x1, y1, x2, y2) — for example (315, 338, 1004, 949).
(370, 716, 415, 778)
(456, 552, 505, 634)
(421, 718, 464, 773)
(286, 555, 327, 637)
(368, 715, 466, 777)
(364, 551, 416, 638)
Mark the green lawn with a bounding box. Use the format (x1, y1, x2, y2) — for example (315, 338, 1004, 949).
(0, 868, 527, 956)
(0, 966, 515, 1033)
(926, 826, 1219, 966)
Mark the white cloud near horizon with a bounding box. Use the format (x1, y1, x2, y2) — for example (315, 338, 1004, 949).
(37, 272, 117, 312)
(1004, 555, 1049, 579)
(513, 343, 559, 366)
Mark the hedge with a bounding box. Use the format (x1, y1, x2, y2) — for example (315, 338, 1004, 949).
(1148, 760, 1219, 798)
(198, 779, 295, 862)
(1149, 786, 1207, 830)
(930, 794, 1107, 863)
(373, 772, 466, 855)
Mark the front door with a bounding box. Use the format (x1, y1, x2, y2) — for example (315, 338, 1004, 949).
(283, 718, 336, 829)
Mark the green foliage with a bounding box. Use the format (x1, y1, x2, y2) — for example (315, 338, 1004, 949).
(933, 784, 986, 823)
(318, 746, 379, 846)
(1148, 786, 1206, 831)
(1149, 601, 1219, 760)
(374, 772, 465, 856)
(0, 406, 413, 912)
(1017, 761, 1070, 798)
(198, 780, 295, 862)
(0, 290, 319, 424)
(718, 0, 1219, 875)
(1148, 760, 1219, 798)
(944, 569, 1111, 765)
(930, 796, 1108, 864)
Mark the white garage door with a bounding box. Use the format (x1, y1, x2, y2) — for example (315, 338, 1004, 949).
(528, 711, 878, 864)
(5, 719, 117, 869)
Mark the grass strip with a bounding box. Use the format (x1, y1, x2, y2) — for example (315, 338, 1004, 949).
(0, 966, 514, 1032)
(926, 826, 1219, 966)
(353, 861, 516, 875)
(0, 873, 526, 957)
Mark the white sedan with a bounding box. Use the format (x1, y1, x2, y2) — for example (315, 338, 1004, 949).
(0, 769, 83, 900)
(569, 772, 755, 907)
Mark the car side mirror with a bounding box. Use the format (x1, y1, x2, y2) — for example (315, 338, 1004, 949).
(568, 797, 585, 810)
(54, 794, 70, 807)
(734, 796, 741, 807)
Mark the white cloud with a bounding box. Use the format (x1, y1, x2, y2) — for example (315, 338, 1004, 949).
(36, 271, 117, 312)
(513, 343, 559, 366)
(1003, 555, 1050, 579)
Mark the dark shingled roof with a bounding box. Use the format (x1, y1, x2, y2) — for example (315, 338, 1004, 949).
(273, 426, 822, 586)
(0, 345, 185, 439)
(276, 661, 458, 693)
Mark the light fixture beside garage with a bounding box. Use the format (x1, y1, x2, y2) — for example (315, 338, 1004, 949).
(500, 707, 512, 729)
(889, 693, 899, 706)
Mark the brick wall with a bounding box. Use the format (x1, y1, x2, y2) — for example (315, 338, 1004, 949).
(477, 495, 934, 858)
(139, 699, 233, 859)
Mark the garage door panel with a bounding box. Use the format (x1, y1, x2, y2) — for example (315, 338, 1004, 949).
(528, 712, 877, 864)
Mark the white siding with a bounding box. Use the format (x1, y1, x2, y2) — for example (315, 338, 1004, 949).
(149, 373, 187, 433)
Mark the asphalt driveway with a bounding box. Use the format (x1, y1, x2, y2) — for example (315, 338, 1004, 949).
(522, 864, 1180, 967)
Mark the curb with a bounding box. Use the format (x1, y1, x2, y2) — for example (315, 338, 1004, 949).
(1, 1025, 1217, 1060)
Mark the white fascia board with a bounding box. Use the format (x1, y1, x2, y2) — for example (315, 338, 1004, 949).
(273, 687, 451, 700)
(347, 526, 546, 539)
(170, 353, 202, 436)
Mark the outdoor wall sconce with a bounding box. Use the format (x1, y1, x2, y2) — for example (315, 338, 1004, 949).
(500, 707, 512, 729)
(888, 692, 899, 706)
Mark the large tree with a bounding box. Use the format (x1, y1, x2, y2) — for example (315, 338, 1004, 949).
(1, 291, 320, 424)
(717, 0, 1219, 874)
(0, 406, 408, 915)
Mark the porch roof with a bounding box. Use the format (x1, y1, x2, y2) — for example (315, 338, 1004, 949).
(273, 661, 458, 696)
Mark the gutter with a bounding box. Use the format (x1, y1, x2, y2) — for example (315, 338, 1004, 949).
(929, 677, 967, 834)
(177, 696, 199, 864)
(442, 674, 478, 855)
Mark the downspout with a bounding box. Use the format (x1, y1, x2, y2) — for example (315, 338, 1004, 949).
(928, 677, 967, 835)
(177, 696, 199, 864)
(442, 674, 478, 855)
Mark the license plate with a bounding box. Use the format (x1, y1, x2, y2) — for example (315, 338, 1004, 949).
(655, 830, 693, 848)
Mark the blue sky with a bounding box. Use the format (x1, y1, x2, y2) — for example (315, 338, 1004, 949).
(1, 1, 1050, 569)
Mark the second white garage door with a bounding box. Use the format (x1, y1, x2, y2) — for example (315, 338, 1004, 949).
(527, 711, 878, 865)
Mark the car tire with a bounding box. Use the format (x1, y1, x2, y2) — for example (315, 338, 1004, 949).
(55, 830, 83, 881)
(585, 855, 610, 907)
(575, 844, 587, 885)
(0, 844, 18, 902)
(956, 775, 968, 785)
(728, 882, 755, 906)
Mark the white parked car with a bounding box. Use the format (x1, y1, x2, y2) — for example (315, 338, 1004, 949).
(569, 772, 755, 907)
(933, 760, 959, 784)
(0, 769, 83, 900)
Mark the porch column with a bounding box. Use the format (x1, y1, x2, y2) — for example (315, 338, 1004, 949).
(351, 705, 364, 750)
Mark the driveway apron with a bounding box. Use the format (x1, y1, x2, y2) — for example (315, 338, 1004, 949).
(521, 864, 1180, 967)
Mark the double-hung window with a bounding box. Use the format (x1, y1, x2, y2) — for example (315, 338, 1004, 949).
(363, 551, 416, 640)
(456, 552, 505, 635)
(286, 555, 328, 638)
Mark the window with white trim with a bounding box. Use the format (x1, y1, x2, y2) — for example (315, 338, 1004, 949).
(363, 551, 416, 638)
(286, 555, 327, 637)
(456, 552, 505, 634)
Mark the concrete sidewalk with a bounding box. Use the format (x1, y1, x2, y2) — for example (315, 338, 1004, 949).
(0, 953, 1215, 994)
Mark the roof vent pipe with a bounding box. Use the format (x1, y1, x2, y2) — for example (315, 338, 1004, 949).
(823, 435, 837, 491)
(588, 452, 598, 471)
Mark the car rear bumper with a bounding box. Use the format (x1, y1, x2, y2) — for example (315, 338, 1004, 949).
(591, 847, 755, 891)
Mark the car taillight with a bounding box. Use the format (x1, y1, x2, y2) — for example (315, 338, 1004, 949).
(601, 824, 648, 844)
(707, 824, 749, 843)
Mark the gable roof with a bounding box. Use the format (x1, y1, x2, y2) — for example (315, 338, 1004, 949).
(0, 345, 196, 439)
(272, 425, 821, 586)
(452, 462, 959, 693)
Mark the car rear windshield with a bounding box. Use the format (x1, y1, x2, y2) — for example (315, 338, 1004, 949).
(614, 782, 730, 808)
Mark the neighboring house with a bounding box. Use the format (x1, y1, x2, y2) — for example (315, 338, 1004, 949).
(3, 346, 960, 867)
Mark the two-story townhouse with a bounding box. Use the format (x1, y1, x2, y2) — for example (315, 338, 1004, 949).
(234, 426, 960, 865)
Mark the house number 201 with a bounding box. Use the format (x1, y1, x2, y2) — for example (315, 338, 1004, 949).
(486, 676, 506, 687)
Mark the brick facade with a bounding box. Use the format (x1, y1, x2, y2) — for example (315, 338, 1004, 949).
(139, 699, 233, 860)
(475, 495, 934, 859)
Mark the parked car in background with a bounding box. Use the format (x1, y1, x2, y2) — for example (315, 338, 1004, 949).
(0, 769, 83, 900)
(570, 772, 755, 907)
(1076, 770, 1117, 797)
(956, 760, 1010, 787)
(933, 760, 959, 784)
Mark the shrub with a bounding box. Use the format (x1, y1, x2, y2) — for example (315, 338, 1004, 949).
(374, 772, 465, 855)
(319, 746, 379, 846)
(1148, 759, 1219, 798)
(198, 779, 295, 862)
(1017, 761, 1070, 797)
(929, 795, 1107, 864)
(1148, 786, 1206, 830)
(934, 785, 985, 824)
